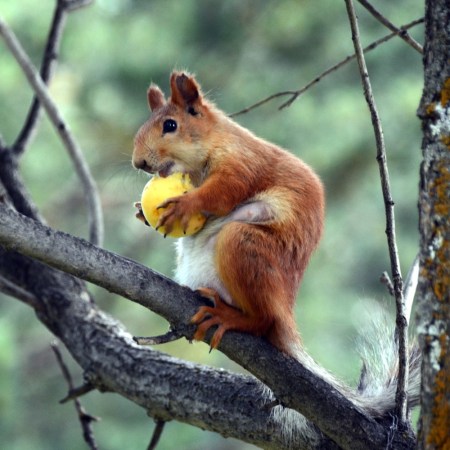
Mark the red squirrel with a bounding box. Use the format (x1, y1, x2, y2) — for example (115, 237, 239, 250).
(133, 71, 421, 419)
(133, 71, 324, 356)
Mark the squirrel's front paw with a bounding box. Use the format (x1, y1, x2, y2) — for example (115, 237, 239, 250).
(156, 195, 195, 235)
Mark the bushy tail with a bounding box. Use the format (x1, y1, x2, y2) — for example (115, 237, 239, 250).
(269, 306, 421, 419)
(353, 310, 421, 416)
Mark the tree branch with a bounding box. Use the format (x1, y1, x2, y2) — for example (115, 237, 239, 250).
(0, 273, 41, 309)
(134, 328, 186, 346)
(147, 420, 166, 450)
(380, 271, 395, 296)
(60, 382, 96, 404)
(0, 17, 103, 246)
(230, 18, 423, 117)
(0, 145, 46, 222)
(13, 0, 70, 156)
(0, 211, 331, 450)
(357, 0, 423, 54)
(51, 342, 100, 450)
(63, 0, 94, 12)
(0, 204, 417, 450)
(230, 91, 297, 117)
(344, 0, 409, 425)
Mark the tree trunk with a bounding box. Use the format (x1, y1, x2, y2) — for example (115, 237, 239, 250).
(417, 1, 450, 448)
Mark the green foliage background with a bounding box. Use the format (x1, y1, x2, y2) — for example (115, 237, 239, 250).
(0, 1, 423, 449)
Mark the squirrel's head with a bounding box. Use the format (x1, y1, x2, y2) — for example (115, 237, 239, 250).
(132, 71, 216, 181)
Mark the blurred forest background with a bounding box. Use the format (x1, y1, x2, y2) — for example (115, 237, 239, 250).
(0, 1, 424, 449)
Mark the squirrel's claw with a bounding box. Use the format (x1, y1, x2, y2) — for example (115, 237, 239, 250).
(156, 194, 195, 235)
(157, 196, 179, 210)
(191, 288, 236, 350)
(134, 202, 149, 226)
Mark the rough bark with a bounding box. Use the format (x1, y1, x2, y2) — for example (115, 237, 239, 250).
(416, 0, 450, 448)
(0, 1, 437, 448)
(0, 201, 418, 450)
(0, 204, 322, 450)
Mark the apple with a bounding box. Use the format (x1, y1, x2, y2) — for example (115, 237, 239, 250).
(140, 173, 206, 237)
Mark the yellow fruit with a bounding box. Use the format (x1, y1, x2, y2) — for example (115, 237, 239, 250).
(140, 173, 206, 238)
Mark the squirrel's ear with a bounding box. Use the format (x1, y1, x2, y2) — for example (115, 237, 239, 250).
(170, 72, 202, 108)
(147, 84, 166, 111)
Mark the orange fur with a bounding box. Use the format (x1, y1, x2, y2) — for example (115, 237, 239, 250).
(133, 71, 325, 355)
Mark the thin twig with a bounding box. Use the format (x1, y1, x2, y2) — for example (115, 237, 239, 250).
(13, 0, 69, 156)
(380, 271, 395, 296)
(64, 0, 94, 12)
(344, 0, 408, 425)
(147, 420, 166, 450)
(59, 382, 96, 404)
(134, 328, 185, 346)
(230, 91, 297, 117)
(13, 0, 93, 155)
(0, 273, 42, 310)
(0, 18, 104, 246)
(230, 17, 423, 117)
(357, 0, 423, 54)
(51, 342, 100, 450)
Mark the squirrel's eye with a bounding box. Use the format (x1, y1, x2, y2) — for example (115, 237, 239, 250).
(163, 119, 177, 134)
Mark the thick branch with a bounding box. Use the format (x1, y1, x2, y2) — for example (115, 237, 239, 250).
(0, 212, 329, 450)
(0, 146, 45, 221)
(0, 204, 417, 450)
(344, 0, 409, 425)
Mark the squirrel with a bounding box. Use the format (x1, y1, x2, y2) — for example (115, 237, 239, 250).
(132, 71, 420, 419)
(133, 70, 324, 355)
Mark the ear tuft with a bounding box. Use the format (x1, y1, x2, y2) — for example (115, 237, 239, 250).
(170, 71, 202, 108)
(147, 84, 166, 111)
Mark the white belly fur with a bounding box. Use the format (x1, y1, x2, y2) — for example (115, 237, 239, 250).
(175, 217, 234, 305)
(174, 198, 275, 306)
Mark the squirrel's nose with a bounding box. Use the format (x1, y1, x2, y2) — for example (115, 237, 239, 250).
(132, 157, 152, 173)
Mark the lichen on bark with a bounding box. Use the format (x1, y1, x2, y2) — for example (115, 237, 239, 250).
(417, 1, 450, 448)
